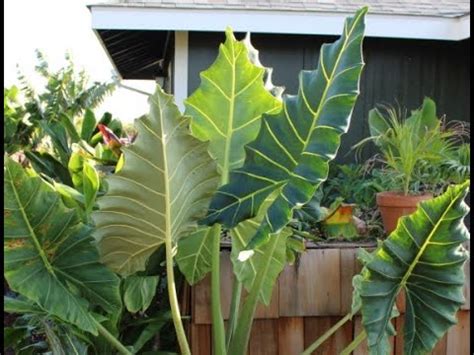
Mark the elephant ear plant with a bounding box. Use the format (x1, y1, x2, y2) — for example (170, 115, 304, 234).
(93, 6, 369, 355)
(331, 180, 470, 355)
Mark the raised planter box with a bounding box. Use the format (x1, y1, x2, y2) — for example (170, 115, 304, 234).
(188, 242, 470, 354)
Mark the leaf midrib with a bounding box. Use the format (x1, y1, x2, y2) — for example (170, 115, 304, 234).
(300, 9, 365, 154)
(374, 186, 465, 346)
(222, 38, 237, 184)
(6, 166, 55, 275)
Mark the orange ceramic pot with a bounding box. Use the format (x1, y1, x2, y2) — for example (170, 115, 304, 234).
(376, 191, 433, 235)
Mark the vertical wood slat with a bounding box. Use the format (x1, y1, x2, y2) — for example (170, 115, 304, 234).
(279, 249, 341, 316)
(191, 324, 211, 355)
(248, 319, 278, 355)
(340, 248, 358, 314)
(461, 257, 470, 310)
(304, 316, 353, 354)
(446, 311, 470, 355)
(278, 317, 304, 355)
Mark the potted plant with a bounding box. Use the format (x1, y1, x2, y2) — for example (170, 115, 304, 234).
(354, 98, 468, 233)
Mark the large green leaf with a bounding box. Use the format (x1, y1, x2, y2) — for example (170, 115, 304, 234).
(92, 85, 219, 276)
(203, 7, 368, 257)
(358, 181, 470, 354)
(123, 275, 159, 313)
(175, 226, 218, 285)
(230, 193, 291, 305)
(185, 28, 282, 178)
(177, 28, 282, 285)
(4, 158, 121, 335)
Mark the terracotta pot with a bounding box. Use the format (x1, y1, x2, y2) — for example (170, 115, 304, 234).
(376, 191, 433, 235)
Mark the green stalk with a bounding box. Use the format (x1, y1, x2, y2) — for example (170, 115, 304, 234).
(225, 280, 243, 350)
(93, 318, 133, 355)
(228, 236, 280, 355)
(340, 330, 367, 355)
(300, 312, 353, 355)
(211, 224, 227, 355)
(165, 237, 191, 355)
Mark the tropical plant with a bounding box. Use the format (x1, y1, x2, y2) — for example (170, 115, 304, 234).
(301, 180, 470, 355)
(353, 98, 468, 195)
(94, 6, 368, 354)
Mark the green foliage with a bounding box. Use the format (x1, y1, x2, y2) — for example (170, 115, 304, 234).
(354, 98, 468, 195)
(356, 181, 470, 354)
(230, 194, 291, 305)
(185, 29, 282, 179)
(123, 275, 160, 313)
(175, 227, 218, 285)
(177, 29, 283, 287)
(4, 86, 35, 154)
(203, 8, 368, 259)
(4, 158, 122, 335)
(93, 86, 219, 277)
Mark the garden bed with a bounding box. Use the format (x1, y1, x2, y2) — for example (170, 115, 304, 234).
(188, 243, 470, 354)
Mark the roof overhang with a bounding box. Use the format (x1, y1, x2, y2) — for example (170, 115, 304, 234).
(90, 6, 470, 41)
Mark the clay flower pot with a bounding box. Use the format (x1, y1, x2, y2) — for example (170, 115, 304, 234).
(376, 191, 433, 235)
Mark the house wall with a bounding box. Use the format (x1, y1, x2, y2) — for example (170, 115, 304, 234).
(187, 32, 470, 163)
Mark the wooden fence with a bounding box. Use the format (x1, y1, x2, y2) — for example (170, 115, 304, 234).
(186, 245, 470, 355)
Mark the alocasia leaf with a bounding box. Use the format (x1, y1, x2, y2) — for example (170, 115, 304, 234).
(203, 7, 368, 258)
(92, 85, 219, 276)
(358, 181, 470, 354)
(230, 193, 291, 305)
(175, 226, 219, 285)
(185, 28, 282, 178)
(123, 275, 159, 313)
(4, 158, 121, 335)
(177, 28, 282, 285)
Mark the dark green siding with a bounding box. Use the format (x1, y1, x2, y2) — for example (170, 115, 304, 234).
(187, 32, 470, 163)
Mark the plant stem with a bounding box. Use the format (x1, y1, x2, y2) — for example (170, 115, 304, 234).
(93, 318, 133, 355)
(165, 237, 191, 355)
(300, 312, 353, 355)
(228, 236, 280, 355)
(340, 330, 367, 355)
(225, 280, 242, 350)
(211, 225, 227, 355)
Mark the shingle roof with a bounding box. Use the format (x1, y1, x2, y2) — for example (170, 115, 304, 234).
(92, 0, 470, 18)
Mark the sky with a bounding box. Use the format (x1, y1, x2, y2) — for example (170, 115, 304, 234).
(4, 0, 155, 123)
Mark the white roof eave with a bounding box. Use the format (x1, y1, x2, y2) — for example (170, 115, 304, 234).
(89, 6, 470, 41)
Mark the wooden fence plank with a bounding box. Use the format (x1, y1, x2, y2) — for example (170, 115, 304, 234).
(249, 319, 278, 355)
(446, 310, 470, 355)
(461, 257, 470, 310)
(340, 248, 357, 314)
(191, 324, 211, 355)
(303, 316, 353, 354)
(278, 317, 304, 355)
(280, 249, 341, 316)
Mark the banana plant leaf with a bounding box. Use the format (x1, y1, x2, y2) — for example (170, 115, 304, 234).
(92, 85, 219, 276)
(203, 7, 368, 258)
(4, 158, 121, 335)
(358, 181, 470, 354)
